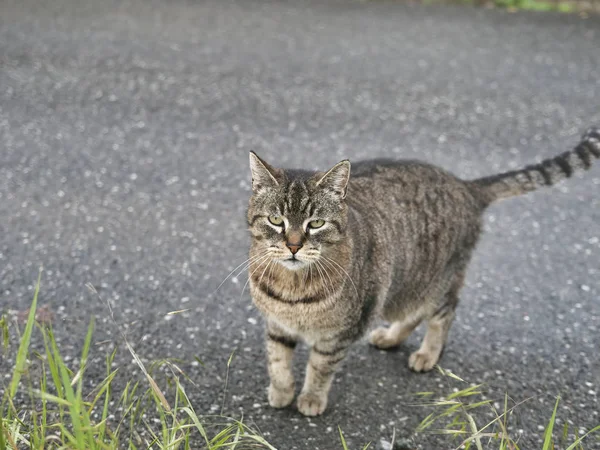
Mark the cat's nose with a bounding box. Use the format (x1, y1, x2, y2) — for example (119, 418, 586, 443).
(286, 241, 303, 254)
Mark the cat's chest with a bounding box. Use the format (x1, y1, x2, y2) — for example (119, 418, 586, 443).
(250, 281, 346, 334)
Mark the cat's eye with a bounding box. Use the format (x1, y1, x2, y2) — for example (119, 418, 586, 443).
(308, 219, 325, 229)
(268, 215, 284, 226)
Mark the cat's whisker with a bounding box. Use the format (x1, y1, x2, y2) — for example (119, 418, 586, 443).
(315, 259, 336, 299)
(233, 254, 273, 300)
(302, 263, 309, 283)
(257, 260, 272, 290)
(319, 260, 337, 295)
(267, 257, 276, 283)
(321, 255, 359, 299)
(212, 251, 270, 295)
(320, 259, 347, 292)
(312, 261, 329, 298)
(240, 257, 271, 301)
(234, 252, 272, 279)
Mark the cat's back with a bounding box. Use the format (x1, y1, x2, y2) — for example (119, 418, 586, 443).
(348, 158, 476, 205)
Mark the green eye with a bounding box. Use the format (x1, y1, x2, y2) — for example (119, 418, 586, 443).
(308, 219, 325, 229)
(268, 215, 284, 226)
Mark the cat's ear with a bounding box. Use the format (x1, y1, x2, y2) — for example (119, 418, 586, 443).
(316, 160, 351, 199)
(249, 151, 281, 193)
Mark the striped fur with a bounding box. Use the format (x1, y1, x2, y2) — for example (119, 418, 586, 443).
(473, 128, 600, 202)
(246, 127, 599, 416)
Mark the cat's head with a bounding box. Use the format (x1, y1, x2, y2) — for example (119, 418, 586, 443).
(247, 152, 350, 271)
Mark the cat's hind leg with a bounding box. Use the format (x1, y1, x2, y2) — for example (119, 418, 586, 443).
(409, 271, 464, 372)
(369, 314, 422, 349)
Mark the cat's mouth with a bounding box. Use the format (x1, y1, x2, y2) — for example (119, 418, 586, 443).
(279, 257, 305, 270)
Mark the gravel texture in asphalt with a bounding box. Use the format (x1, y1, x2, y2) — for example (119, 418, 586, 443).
(1, 0, 599, 448)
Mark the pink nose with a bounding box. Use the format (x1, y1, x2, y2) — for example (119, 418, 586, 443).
(286, 242, 303, 254)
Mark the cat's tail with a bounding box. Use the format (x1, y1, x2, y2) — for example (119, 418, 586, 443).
(472, 127, 600, 203)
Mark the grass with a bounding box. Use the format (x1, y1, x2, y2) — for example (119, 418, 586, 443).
(414, 366, 600, 450)
(384, 0, 598, 13)
(1, 273, 279, 449)
(490, 0, 577, 12)
(2, 272, 599, 449)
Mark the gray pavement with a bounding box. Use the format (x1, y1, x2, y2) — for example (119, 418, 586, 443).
(1, 0, 600, 448)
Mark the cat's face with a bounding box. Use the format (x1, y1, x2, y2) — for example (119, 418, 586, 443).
(247, 152, 350, 271)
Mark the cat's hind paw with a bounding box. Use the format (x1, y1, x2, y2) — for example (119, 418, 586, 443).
(369, 326, 400, 349)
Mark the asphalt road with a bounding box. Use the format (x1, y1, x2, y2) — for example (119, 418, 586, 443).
(1, 0, 599, 448)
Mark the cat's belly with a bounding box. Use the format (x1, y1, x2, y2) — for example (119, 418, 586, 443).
(380, 267, 457, 321)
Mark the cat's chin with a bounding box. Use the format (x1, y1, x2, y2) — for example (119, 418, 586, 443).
(278, 259, 307, 271)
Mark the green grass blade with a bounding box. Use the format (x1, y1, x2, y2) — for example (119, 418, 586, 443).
(500, 393, 509, 450)
(414, 391, 434, 397)
(181, 407, 211, 447)
(447, 384, 483, 400)
(565, 424, 600, 450)
(465, 412, 483, 450)
(210, 424, 237, 447)
(31, 389, 73, 407)
(78, 318, 96, 446)
(416, 412, 437, 432)
(91, 366, 117, 445)
(9, 270, 42, 398)
(87, 369, 118, 414)
(436, 366, 466, 382)
(542, 396, 560, 450)
(50, 328, 86, 448)
(0, 414, 6, 450)
(40, 360, 48, 445)
(562, 422, 570, 445)
(338, 426, 349, 450)
(232, 422, 242, 449)
(42, 327, 66, 430)
(0, 315, 9, 353)
(56, 423, 78, 446)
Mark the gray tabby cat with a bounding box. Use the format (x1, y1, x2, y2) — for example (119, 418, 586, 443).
(246, 128, 599, 416)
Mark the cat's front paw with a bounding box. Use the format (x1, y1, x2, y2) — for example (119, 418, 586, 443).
(268, 384, 295, 408)
(408, 349, 439, 372)
(297, 391, 327, 416)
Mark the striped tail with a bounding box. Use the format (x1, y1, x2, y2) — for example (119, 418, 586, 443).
(473, 127, 600, 203)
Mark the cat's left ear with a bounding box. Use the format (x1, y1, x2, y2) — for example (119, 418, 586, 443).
(316, 160, 351, 199)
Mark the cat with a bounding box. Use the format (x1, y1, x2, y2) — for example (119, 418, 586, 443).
(246, 127, 599, 416)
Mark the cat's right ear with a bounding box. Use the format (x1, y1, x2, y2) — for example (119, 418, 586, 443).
(249, 151, 280, 193)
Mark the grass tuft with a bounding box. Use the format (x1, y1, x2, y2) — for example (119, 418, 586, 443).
(414, 365, 600, 449)
(1, 275, 278, 449)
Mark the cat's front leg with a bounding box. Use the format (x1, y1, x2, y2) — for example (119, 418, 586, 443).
(265, 322, 297, 408)
(297, 341, 349, 416)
